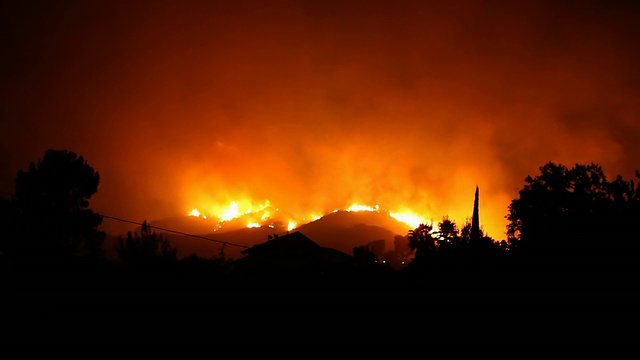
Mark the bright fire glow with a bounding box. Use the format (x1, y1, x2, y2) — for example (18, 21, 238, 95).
(220, 201, 240, 221)
(389, 211, 427, 229)
(188, 198, 434, 235)
(346, 204, 380, 212)
(188, 200, 272, 224)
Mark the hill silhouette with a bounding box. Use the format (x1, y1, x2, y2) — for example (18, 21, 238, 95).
(294, 210, 412, 255)
(102, 209, 414, 261)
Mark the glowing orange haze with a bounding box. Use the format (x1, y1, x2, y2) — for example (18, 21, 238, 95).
(178, 157, 508, 239)
(2, 1, 639, 240)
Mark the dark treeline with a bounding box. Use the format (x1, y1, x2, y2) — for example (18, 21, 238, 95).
(2, 149, 638, 358)
(1, 149, 638, 287)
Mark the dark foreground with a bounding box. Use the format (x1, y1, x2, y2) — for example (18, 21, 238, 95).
(2, 269, 637, 359)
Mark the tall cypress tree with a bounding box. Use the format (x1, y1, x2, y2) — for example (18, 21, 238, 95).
(471, 185, 480, 244)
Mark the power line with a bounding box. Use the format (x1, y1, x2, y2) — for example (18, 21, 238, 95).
(101, 214, 250, 249)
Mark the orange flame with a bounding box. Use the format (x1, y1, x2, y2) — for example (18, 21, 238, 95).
(287, 220, 297, 232)
(188, 198, 434, 234)
(346, 204, 380, 212)
(389, 211, 426, 229)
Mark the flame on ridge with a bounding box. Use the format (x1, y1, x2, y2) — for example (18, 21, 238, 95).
(188, 200, 431, 233)
(389, 211, 427, 229)
(346, 204, 380, 212)
(345, 203, 433, 229)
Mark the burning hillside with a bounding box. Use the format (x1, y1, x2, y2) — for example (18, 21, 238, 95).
(184, 200, 437, 235)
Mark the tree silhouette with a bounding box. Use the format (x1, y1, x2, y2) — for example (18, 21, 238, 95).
(459, 220, 476, 244)
(405, 223, 438, 275)
(506, 161, 640, 278)
(0, 149, 105, 265)
(435, 216, 461, 251)
(115, 220, 178, 275)
(407, 223, 436, 256)
(471, 185, 481, 243)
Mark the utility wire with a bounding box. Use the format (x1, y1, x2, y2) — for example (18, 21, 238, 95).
(101, 214, 250, 249)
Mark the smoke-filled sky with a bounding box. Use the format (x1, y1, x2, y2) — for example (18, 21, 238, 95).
(2, 0, 640, 238)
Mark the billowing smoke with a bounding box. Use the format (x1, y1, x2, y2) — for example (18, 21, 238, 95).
(2, 1, 639, 239)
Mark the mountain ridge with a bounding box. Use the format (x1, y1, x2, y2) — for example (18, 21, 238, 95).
(102, 210, 415, 261)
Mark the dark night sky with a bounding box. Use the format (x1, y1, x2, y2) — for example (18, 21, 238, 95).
(2, 0, 640, 238)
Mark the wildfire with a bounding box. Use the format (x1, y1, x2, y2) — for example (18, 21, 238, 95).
(346, 204, 380, 212)
(389, 211, 426, 229)
(219, 201, 240, 221)
(187, 199, 431, 233)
